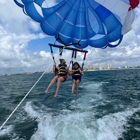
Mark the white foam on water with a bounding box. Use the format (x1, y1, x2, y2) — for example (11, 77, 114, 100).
(82, 81, 103, 91)
(25, 103, 96, 140)
(0, 125, 13, 136)
(0, 107, 34, 139)
(96, 108, 139, 140)
(25, 103, 140, 140)
(70, 82, 104, 111)
(23, 82, 140, 140)
(24, 102, 57, 140)
(23, 82, 102, 140)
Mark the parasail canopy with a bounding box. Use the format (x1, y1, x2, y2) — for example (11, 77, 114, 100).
(14, 0, 140, 49)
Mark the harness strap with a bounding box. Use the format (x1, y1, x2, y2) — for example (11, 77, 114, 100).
(68, 50, 75, 70)
(73, 69, 81, 76)
(81, 52, 87, 70)
(49, 43, 88, 72)
(49, 44, 57, 75)
(74, 51, 77, 58)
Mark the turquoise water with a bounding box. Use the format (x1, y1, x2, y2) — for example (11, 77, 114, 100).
(0, 70, 140, 140)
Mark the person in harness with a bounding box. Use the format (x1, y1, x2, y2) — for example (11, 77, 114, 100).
(69, 62, 84, 96)
(45, 59, 69, 97)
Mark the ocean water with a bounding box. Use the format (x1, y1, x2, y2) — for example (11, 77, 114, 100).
(0, 69, 140, 140)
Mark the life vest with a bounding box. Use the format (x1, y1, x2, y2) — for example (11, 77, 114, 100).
(73, 68, 81, 77)
(57, 64, 67, 76)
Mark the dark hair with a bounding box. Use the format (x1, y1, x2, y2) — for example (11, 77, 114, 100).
(59, 59, 64, 63)
(73, 62, 81, 69)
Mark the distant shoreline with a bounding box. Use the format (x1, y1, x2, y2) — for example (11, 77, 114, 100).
(85, 68, 140, 72)
(1, 68, 140, 76)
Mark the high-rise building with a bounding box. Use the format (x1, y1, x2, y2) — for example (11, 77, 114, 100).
(88, 65, 94, 70)
(107, 64, 111, 70)
(99, 64, 104, 70)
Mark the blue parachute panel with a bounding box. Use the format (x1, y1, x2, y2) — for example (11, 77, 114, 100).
(14, 0, 137, 49)
(89, 36, 108, 48)
(107, 25, 122, 42)
(95, 5, 111, 21)
(14, 0, 24, 8)
(21, 0, 32, 5)
(25, 3, 43, 22)
(34, 0, 44, 6)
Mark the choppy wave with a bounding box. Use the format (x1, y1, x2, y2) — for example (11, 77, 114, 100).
(0, 70, 140, 140)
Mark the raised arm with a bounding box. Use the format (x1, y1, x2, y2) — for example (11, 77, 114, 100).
(79, 68, 84, 76)
(53, 62, 58, 73)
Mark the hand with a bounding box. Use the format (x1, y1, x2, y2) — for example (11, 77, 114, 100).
(78, 68, 82, 72)
(53, 64, 56, 68)
(53, 62, 56, 66)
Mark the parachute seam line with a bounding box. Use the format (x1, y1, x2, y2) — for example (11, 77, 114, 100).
(43, 1, 64, 18)
(82, 0, 100, 46)
(103, 0, 106, 5)
(43, 0, 67, 35)
(45, 0, 49, 8)
(77, 0, 87, 48)
(87, 0, 105, 34)
(88, 0, 110, 37)
(82, 0, 90, 47)
(80, 0, 104, 46)
(87, 0, 121, 48)
(14, 0, 24, 8)
(105, 0, 129, 23)
(96, 0, 129, 21)
(79, 0, 82, 42)
(107, 35, 123, 47)
(109, 1, 119, 11)
(85, 2, 89, 46)
(68, 0, 83, 48)
(51, 0, 73, 37)
(109, 0, 128, 15)
(0, 64, 51, 130)
(58, 0, 78, 39)
(54, 0, 80, 45)
(71, 0, 81, 47)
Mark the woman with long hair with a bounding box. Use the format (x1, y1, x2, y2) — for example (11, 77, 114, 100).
(69, 62, 84, 96)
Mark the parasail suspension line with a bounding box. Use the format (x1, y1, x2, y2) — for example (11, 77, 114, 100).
(49, 43, 88, 71)
(81, 52, 87, 70)
(55, 34, 81, 48)
(74, 51, 77, 59)
(0, 64, 51, 131)
(50, 45, 56, 64)
(68, 50, 75, 70)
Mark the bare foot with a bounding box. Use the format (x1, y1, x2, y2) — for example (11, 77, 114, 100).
(45, 89, 49, 93)
(53, 94, 58, 97)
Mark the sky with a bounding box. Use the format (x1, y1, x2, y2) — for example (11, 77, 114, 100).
(0, 0, 140, 74)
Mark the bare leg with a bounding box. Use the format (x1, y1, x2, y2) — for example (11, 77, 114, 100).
(54, 77, 64, 97)
(75, 80, 80, 97)
(71, 80, 75, 94)
(45, 76, 58, 93)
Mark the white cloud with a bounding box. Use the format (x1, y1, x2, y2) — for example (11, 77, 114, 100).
(0, 1, 50, 74)
(132, 6, 140, 33)
(29, 20, 41, 32)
